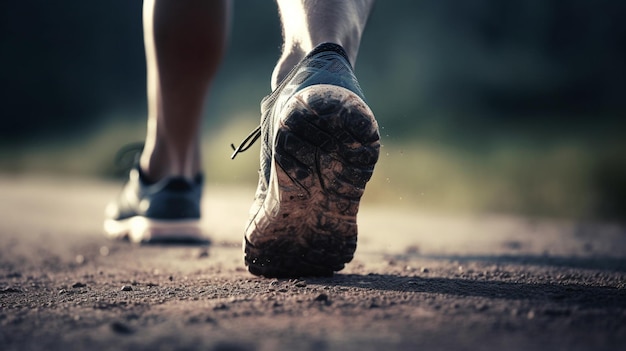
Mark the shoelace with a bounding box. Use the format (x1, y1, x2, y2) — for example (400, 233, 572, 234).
(230, 125, 261, 159)
(115, 131, 260, 167)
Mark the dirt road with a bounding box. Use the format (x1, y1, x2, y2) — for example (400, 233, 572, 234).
(1, 175, 625, 351)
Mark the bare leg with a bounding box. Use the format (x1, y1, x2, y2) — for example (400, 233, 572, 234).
(272, 0, 375, 89)
(141, 0, 230, 182)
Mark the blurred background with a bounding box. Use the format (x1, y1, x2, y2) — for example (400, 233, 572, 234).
(1, 0, 625, 221)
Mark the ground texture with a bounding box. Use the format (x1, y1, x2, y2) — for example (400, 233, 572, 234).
(1, 175, 625, 351)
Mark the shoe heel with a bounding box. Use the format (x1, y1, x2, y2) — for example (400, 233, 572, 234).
(244, 85, 380, 278)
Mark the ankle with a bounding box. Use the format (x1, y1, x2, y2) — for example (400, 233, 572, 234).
(139, 145, 201, 182)
(271, 44, 305, 89)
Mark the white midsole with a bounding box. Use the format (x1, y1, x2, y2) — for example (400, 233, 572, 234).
(104, 216, 207, 243)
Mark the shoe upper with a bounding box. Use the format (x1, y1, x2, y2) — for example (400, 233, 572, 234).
(258, 43, 365, 188)
(105, 165, 203, 221)
(261, 43, 366, 118)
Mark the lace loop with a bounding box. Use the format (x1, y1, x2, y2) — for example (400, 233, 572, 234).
(230, 125, 261, 159)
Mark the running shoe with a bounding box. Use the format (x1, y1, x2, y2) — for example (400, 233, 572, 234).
(231, 43, 380, 277)
(104, 164, 207, 244)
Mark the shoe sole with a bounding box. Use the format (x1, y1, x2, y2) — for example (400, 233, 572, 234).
(245, 84, 380, 278)
(104, 217, 208, 244)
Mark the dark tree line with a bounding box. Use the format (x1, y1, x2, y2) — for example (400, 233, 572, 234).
(2, 0, 625, 140)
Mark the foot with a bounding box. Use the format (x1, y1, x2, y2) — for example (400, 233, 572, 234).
(104, 165, 208, 244)
(236, 43, 380, 278)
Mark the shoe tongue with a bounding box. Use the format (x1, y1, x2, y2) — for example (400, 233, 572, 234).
(306, 42, 351, 64)
(262, 42, 352, 111)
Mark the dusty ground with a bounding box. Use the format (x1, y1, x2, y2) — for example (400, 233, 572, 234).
(1, 175, 625, 351)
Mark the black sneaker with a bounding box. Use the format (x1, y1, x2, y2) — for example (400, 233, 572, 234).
(104, 165, 207, 244)
(231, 43, 380, 277)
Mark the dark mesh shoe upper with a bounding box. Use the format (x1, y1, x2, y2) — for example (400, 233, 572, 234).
(257, 43, 366, 188)
(106, 165, 203, 221)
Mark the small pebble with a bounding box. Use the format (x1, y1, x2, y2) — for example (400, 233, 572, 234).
(295, 281, 307, 288)
(110, 321, 134, 334)
(72, 282, 87, 288)
(213, 303, 229, 311)
(420, 267, 429, 273)
(99, 246, 110, 256)
(405, 245, 420, 254)
(197, 249, 209, 258)
(476, 304, 489, 312)
(75, 255, 85, 265)
(121, 285, 133, 292)
(314, 293, 329, 302)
